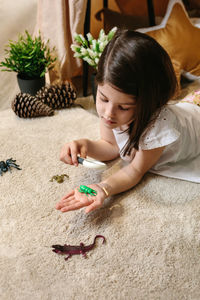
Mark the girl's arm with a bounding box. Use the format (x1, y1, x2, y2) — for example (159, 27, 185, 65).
(86, 119, 119, 161)
(99, 146, 165, 196)
(60, 119, 119, 165)
(56, 145, 165, 214)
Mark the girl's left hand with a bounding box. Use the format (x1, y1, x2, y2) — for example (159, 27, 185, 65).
(55, 184, 107, 213)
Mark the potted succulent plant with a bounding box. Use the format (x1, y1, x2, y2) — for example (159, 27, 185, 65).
(0, 30, 57, 95)
(71, 27, 117, 101)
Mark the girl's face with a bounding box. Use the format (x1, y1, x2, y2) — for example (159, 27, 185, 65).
(96, 83, 136, 129)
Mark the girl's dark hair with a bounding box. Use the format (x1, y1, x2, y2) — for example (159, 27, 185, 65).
(96, 29, 177, 155)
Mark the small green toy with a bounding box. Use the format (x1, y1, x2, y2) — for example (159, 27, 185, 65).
(78, 185, 97, 196)
(50, 174, 69, 184)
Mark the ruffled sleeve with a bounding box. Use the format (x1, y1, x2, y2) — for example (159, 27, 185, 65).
(139, 106, 180, 150)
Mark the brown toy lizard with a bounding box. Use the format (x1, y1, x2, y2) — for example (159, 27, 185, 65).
(52, 235, 105, 260)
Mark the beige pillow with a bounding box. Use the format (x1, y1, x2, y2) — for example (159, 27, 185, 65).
(137, 0, 200, 77)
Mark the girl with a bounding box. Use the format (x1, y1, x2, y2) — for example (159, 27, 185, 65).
(56, 29, 200, 214)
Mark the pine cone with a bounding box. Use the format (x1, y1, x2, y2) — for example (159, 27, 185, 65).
(36, 82, 77, 109)
(12, 93, 54, 118)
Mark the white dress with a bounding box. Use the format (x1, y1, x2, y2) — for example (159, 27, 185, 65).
(113, 102, 200, 183)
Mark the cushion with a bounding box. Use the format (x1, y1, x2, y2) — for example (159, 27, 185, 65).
(137, 0, 200, 77)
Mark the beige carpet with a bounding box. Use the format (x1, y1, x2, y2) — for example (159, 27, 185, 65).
(1, 105, 200, 300)
(1, 2, 200, 298)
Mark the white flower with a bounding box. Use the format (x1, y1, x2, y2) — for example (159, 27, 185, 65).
(86, 32, 93, 45)
(73, 52, 83, 58)
(70, 44, 81, 53)
(87, 48, 96, 59)
(99, 29, 105, 40)
(99, 41, 107, 52)
(108, 27, 117, 40)
(71, 27, 117, 69)
(74, 33, 88, 47)
(83, 56, 95, 66)
(95, 57, 99, 65)
(80, 47, 88, 56)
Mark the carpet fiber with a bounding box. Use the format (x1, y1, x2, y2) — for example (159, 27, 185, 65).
(1, 106, 200, 300)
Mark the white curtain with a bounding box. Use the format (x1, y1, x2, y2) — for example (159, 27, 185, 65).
(35, 0, 88, 83)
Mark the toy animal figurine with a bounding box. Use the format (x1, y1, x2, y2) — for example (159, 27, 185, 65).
(78, 185, 97, 196)
(0, 158, 21, 176)
(50, 174, 69, 183)
(52, 235, 105, 260)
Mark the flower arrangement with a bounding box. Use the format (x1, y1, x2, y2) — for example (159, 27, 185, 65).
(71, 27, 117, 70)
(0, 30, 57, 79)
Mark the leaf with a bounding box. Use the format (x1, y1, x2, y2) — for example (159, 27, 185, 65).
(0, 30, 57, 77)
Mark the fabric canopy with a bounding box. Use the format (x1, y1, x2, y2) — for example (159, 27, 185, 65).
(35, 0, 88, 83)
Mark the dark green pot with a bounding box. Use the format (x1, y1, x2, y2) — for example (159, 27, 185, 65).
(17, 74, 45, 95)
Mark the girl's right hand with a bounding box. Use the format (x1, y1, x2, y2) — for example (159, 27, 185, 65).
(60, 139, 88, 166)
(55, 183, 107, 213)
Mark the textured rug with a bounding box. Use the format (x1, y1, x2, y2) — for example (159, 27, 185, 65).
(1, 106, 200, 300)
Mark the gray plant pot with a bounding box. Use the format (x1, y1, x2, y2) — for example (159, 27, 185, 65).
(17, 74, 45, 95)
